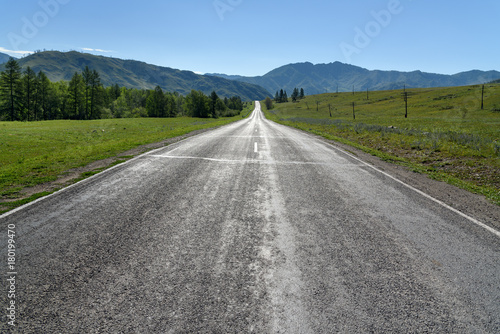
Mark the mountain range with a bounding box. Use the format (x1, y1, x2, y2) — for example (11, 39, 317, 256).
(1, 51, 499, 99)
(208, 62, 500, 95)
(0, 52, 12, 64)
(0, 51, 270, 101)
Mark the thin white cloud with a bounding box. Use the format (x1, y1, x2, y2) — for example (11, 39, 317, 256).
(81, 47, 114, 53)
(0, 46, 34, 57)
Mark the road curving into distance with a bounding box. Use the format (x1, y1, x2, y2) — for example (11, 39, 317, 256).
(1, 102, 499, 332)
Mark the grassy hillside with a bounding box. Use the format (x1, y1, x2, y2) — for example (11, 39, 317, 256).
(263, 84, 500, 205)
(0, 114, 248, 214)
(1, 51, 271, 101)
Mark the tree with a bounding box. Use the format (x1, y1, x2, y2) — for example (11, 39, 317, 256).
(112, 94, 130, 118)
(165, 92, 177, 117)
(215, 98, 227, 115)
(89, 70, 102, 119)
(146, 86, 166, 117)
(291, 87, 299, 102)
(82, 66, 92, 119)
(22, 66, 36, 121)
(225, 96, 243, 111)
(37, 71, 51, 120)
(109, 83, 121, 101)
(264, 97, 273, 110)
(185, 90, 209, 118)
(299, 88, 305, 99)
(50, 81, 68, 120)
(209, 90, 219, 118)
(68, 72, 84, 120)
(0, 58, 23, 121)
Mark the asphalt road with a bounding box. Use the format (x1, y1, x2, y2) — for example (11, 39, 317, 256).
(1, 102, 499, 333)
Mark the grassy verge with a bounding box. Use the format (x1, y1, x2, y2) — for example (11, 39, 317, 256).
(263, 84, 500, 205)
(241, 101, 256, 118)
(0, 116, 242, 213)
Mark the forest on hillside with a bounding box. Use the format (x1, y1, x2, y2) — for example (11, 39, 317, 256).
(0, 58, 245, 121)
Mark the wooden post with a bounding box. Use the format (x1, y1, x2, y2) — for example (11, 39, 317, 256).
(404, 92, 408, 118)
(352, 102, 355, 120)
(481, 84, 484, 110)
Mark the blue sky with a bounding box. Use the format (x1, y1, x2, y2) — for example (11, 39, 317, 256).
(1, 0, 498, 76)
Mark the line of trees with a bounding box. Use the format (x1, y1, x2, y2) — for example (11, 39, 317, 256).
(274, 88, 304, 103)
(0, 57, 245, 121)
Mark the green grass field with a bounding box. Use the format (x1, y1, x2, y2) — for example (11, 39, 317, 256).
(0, 114, 249, 213)
(263, 84, 500, 205)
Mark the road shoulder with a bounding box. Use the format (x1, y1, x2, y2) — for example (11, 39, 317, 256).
(301, 129, 500, 231)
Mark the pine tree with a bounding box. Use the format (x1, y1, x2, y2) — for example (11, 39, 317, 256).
(89, 70, 102, 119)
(23, 67, 36, 121)
(291, 87, 299, 102)
(82, 66, 92, 119)
(0, 58, 23, 121)
(68, 72, 84, 120)
(209, 90, 219, 118)
(299, 88, 305, 99)
(37, 71, 51, 120)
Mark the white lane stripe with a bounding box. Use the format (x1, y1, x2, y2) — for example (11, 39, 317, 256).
(148, 155, 364, 166)
(254, 142, 258, 153)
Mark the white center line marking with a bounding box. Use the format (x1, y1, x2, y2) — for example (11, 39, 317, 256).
(254, 142, 258, 153)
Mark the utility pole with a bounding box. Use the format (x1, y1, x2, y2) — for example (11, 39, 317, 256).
(401, 84, 409, 118)
(367, 88, 369, 100)
(481, 84, 484, 110)
(402, 91, 409, 118)
(316, 101, 320, 111)
(328, 104, 332, 117)
(352, 102, 355, 120)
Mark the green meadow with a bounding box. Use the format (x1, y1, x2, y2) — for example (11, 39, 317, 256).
(0, 113, 251, 213)
(263, 84, 500, 205)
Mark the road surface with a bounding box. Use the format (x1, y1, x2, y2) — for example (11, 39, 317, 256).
(1, 102, 499, 333)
